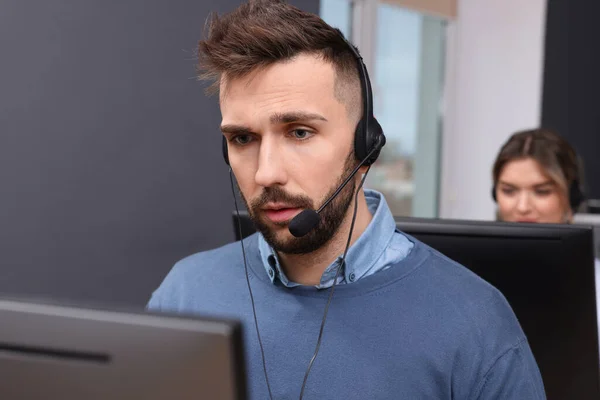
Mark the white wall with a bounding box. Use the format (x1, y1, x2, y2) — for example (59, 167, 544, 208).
(439, 0, 548, 220)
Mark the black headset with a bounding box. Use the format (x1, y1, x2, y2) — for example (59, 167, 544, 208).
(492, 178, 585, 211)
(222, 29, 386, 168)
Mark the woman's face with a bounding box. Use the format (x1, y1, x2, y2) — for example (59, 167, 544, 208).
(495, 157, 569, 224)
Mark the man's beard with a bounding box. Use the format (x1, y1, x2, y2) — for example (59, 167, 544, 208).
(241, 153, 358, 255)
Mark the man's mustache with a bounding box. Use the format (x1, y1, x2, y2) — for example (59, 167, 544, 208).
(250, 186, 314, 210)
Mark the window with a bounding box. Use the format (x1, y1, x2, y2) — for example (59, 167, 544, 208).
(369, 5, 446, 217)
(319, 0, 353, 38)
(321, 0, 448, 217)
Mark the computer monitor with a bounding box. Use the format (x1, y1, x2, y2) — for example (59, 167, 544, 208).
(574, 213, 600, 257)
(587, 199, 600, 215)
(0, 298, 247, 400)
(233, 211, 600, 400)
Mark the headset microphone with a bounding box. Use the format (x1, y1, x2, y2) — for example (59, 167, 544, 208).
(288, 135, 385, 238)
(288, 210, 320, 238)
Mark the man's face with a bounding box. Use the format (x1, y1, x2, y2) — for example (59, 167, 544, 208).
(220, 54, 359, 254)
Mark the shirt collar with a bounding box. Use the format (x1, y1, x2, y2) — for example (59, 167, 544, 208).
(257, 189, 397, 288)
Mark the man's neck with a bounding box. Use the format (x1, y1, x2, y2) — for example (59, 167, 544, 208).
(277, 191, 373, 286)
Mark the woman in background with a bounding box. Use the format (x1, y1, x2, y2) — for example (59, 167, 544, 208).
(492, 128, 600, 345)
(492, 128, 585, 224)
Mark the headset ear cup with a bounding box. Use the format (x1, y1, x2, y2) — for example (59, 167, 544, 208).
(367, 119, 385, 165)
(353, 120, 367, 161)
(491, 185, 497, 202)
(222, 136, 230, 166)
(356, 118, 385, 166)
(569, 179, 584, 211)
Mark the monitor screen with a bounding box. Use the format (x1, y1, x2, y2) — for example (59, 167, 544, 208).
(233, 211, 600, 399)
(0, 298, 247, 400)
(574, 213, 600, 257)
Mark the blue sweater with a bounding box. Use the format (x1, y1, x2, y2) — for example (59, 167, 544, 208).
(148, 234, 546, 399)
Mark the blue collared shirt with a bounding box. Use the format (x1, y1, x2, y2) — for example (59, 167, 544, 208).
(258, 189, 414, 288)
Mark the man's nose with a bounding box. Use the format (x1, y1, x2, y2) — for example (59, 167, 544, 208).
(254, 136, 287, 188)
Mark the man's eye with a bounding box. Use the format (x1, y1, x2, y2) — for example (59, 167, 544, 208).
(500, 188, 516, 196)
(291, 129, 312, 140)
(233, 135, 252, 145)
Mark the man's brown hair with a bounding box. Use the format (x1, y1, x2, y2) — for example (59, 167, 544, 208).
(196, 0, 361, 120)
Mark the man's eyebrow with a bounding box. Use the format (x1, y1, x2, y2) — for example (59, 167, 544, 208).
(220, 125, 253, 135)
(270, 111, 328, 124)
(220, 112, 327, 134)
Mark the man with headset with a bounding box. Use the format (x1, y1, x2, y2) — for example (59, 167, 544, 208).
(147, 1, 546, 398)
